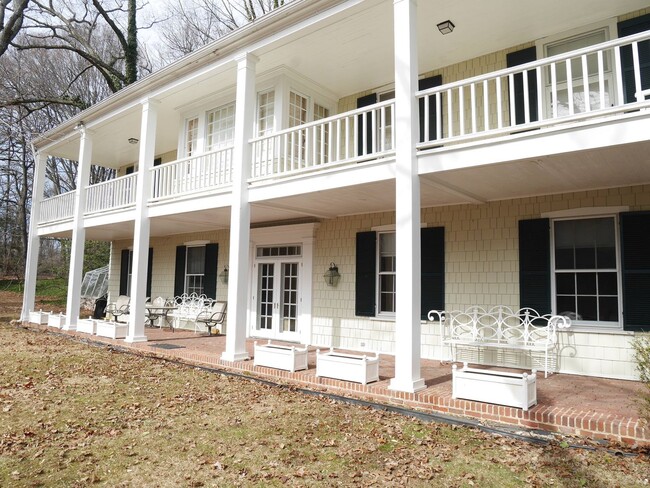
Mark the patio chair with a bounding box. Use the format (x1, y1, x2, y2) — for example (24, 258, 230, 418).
(145, 296, 167, 328)
(195, 301, 227, 335)
(105, 295, 130, 322)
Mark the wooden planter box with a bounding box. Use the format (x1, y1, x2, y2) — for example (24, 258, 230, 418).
(253, 341, 308, 372)
(316, 348, 379, 385)
(452, 363, 537, 411)
(29, 310, 50, 325)
(77, 318, 97, 335)
(47, 313, 66, 328)
(95, 320, 128, 339)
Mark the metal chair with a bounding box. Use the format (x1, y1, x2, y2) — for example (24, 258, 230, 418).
(105, 295, 130, 322)
(195, 301, 227, 335)
(145, 296, 167, 328)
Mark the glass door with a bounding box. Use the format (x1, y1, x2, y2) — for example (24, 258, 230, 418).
(256, 260, 300, 341)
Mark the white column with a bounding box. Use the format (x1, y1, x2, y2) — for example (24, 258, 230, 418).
(389, 0, 425, 393)
(64, 127, 93, 331)
(222, 52, 258, 362)
(21, 151, 47, 321)
(126, 99, 158, 343)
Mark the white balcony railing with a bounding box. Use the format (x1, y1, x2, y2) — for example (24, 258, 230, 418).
(85, 173, 137, 215)
(150, 147, 233, 201)
(417, 31, 650, 149)
(39, 191, 76, 224)
(250, 100, 395, 180)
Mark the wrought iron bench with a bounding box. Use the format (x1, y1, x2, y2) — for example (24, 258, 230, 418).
(428, 306, 571, 377)
(167, 293, 211, 330)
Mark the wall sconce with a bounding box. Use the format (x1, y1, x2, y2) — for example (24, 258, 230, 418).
(437, 20, 455, 35)
(219, 266, 229, 284)
(323, 262, 340, 287)
(128, 137, 139, 144)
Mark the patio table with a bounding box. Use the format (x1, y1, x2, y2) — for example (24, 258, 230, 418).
(145, 305, 177, 331)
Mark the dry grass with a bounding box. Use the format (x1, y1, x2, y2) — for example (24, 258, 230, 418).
(1, 322, 649, 487)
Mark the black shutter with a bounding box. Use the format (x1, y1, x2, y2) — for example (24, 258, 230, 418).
(355, 231, 376, 316)
(174, 246, 187, 297)
(519, 218, 551, 313)
(507, 47, 539, 125)
(421, 226, 445, 320)
(119, 249, 130, 296)
(153, 157, 162, 167)
(356, 93, 377, 157)
(620, 211, 650, 331)
(418, 75, 443, 143)
(618, 14, 650, 104)
(146, 248, 153, 298)
(203, 243, 219, 300)
(125, 165, 135, 175)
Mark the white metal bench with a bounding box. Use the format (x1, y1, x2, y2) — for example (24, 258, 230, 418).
(428, 306, 571, 377)
(168, 293, 212, 330)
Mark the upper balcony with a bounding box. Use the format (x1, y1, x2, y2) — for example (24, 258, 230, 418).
(34, 0, 650, 237)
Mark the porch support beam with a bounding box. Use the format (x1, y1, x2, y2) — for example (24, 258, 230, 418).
(64, 128, 93, 331)
(21, 151, 48, 321)
(222, 52, 258, 362)
(389, 0, 425, 393)
(126, 99, 159, 343)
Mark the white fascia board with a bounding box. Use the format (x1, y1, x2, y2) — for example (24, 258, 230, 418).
(148, 191, 233, 218)
(84, 209, 137, 228)
(37, 221, 73, 237)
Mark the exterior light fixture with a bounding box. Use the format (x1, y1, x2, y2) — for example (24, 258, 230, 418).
(323, 262, 340, 287)
(219, 266, 229, 284)
(128, 137, 139, 144)
(437, 20, 455, 35)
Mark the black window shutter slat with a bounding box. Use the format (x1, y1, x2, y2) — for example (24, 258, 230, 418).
(356, 94, 377, 157)
(153, 157, 162, 167)
(355, 231, 377, 316)
(174, 246, 187, 297)
(518, 218, 550, 313)
(421, 226, 445, 320)
(146, 248, 153, 298)
(618, 14, 650, 104)
(125, 165, 135, 175)
(418, 75, 443, 143)
(620, 211, 650, 331)
(507, 47, 539, 125)
(203, 243, 219, 300)
(119, 249, 130, 296)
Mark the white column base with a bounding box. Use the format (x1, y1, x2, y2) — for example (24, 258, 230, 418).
(388, 377, 426, 393)
(221, 351, 250, 362)
(61, 325, 77, 332)
(125, 335, 148, 344)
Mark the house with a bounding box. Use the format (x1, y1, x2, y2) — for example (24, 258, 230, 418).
(21, 0, 650, 391)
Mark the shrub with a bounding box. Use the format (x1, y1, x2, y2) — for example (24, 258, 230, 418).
(632, 333, 650, 422)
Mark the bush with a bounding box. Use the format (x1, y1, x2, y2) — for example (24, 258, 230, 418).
(632, 334, 650, 422)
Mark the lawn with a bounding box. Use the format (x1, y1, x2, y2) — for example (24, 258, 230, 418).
(1, 322, 648, 487)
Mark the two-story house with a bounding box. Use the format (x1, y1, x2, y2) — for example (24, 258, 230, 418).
(22, 0, 650, 391)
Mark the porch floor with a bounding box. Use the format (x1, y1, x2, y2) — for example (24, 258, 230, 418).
(46, 325, 648, 446)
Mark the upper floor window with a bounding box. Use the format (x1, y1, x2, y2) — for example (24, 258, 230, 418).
(206, 103, 235, 151)
(258, 90, 275, 137)
(185, 116, 199, 157)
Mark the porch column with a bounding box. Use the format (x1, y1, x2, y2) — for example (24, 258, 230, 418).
(64, 127, 93, 331)
(21, 151, 47, 321)
(389, 0, 425, 393)
(222, 52, 258, 362)
(126, 99, 158, 343)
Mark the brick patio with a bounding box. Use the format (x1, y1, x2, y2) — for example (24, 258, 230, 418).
(32, 324, 649, 447)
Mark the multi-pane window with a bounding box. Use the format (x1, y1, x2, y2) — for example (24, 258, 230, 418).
(185, 117, 199, 157)
(378, 232, 396, 314)
(289, 91, 308, 162)
(554, 217, 619, 324)
(378, 91, 395, 151)
(258, 90, 275, 137)
(314, 103, 330, 164)
(126, 250, 134, 296)
(185, 246, 206, 295)
(206, 103, 235, 151)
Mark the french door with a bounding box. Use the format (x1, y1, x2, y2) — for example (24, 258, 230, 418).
(256, 260, 300, 341)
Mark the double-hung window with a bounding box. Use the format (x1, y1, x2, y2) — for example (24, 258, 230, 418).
(552, 217, 620, 326)
(184, 116, 199, 157)
(206, 103, 235, 151)
(377, 232, 396, 315)
(185, 246, 206, 295)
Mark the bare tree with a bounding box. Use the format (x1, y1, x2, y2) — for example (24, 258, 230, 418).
(0, 0, 28, 57)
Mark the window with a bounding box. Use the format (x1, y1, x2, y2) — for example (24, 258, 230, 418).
(206, 103, 235, 151)
(126, 250, 134, 295)
(378, 91, 394, 151)
(257, 90, 275, 137)
(378, 232, 396, 314)
(185, 116, 199, 156)
(314, 103, 330, 164)
(185, 246, 206, 295)
(289, 91, 308, 162)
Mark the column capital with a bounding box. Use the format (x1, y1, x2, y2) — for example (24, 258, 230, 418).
(234, 52, 259, 66)
(139, 97, 161, 108)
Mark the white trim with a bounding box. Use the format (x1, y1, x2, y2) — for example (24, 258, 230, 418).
(542, 206, 629, 219)
(184, 239, 211, 246)
(535, 18, 617, 61)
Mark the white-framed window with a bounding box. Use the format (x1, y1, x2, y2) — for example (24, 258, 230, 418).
(378, 90, 395, 151)
(205, 102, 235, 151)
(552, 216, 621, 327)
(126, 250, 134, 296)
(184, 116, 199, 157)
(538, 21, 616, 117)
(257, 90, 275, 137)
(185, 246, 206, 295)
(377, 231, 396, 315)
(289, 91, 309, 162)
(314, 103, 330, 164)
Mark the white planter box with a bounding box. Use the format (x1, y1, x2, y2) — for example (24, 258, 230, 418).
(316, 348, 379, 385)
(77, 318, 97, 335)
(29, 310, 50, 325)
(47, 313, 66, 328)
(95, 320, 128, 339)
(452, 363, 537, 411)
(253, 341, 308, 372)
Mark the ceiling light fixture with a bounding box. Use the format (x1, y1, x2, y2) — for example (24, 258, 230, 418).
(437, 20, 455, 35)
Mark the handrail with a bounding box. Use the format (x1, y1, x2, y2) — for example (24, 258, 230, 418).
(85, 173, 137, 214)
(39, 191, 76, 224)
